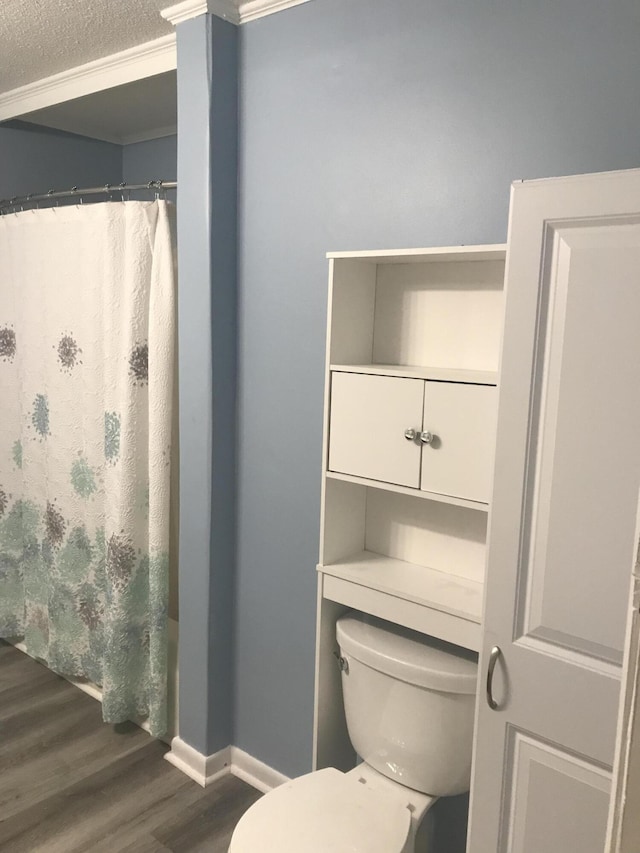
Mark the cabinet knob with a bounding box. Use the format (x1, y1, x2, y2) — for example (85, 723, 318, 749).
(420, 431, 434, 444)
(404, 428, 417, 441)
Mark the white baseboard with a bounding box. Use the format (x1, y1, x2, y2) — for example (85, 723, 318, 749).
(164, 737, 290, 792)
(229, 746, 290, 793)
(164, 737, 231, 787)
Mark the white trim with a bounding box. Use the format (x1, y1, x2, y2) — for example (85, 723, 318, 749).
(0, 35, 177, 122)
(326, 243, 508, 261)
(239, 0, 311, 23)
(164, 739, 290, 792)
(161, 0, 311, 26)
(161, 0, 240, 25)
(161, 0, 206, 25)
(164, 737, 232, 787)
(229, 746, 290, 793)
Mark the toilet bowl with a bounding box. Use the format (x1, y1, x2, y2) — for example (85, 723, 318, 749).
(228, 764, 436, 853)
(229, 612, 478, 853)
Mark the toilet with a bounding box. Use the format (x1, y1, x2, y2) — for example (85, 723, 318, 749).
(229, 612, 478, 853)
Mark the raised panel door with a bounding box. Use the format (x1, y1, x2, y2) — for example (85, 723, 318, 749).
(468, 169, 640, 852)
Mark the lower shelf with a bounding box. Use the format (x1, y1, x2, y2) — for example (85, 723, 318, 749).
(318, 550, 482, 651)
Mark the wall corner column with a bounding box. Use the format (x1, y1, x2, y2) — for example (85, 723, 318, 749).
(174, 10, 239, 758)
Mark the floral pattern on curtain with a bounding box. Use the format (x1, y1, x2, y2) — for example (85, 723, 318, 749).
(0, 200, 176, 736)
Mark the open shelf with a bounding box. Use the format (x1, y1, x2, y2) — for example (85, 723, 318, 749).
(329, 250, 505, 374)
(330, 363, 498, 385)
(318, 550, 483, 650)
(325, 470, 489, 512)
(320, 550, 482, 620)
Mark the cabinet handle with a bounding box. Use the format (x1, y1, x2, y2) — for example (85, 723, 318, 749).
(404, 428, 417, 441)
(486, 645, 501, 710)
(420, 431, 433, 444)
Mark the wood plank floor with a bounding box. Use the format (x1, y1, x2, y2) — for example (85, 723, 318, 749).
(0, 642, 261, 853)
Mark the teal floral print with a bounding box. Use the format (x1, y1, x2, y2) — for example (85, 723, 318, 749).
(71, 457, 97, 498)
(104, 412, 121, 462)
(31, 394, 50, 437)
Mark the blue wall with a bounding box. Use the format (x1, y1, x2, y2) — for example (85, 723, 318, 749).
(0, 123, 122, 200)
(123, 134, 177, 184)
(0, 124, 177, 204)
(235, 0, 640, 778)
(123, 135, 177, 202)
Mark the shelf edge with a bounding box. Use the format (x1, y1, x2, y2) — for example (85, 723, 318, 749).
(325, 470, 490, 512)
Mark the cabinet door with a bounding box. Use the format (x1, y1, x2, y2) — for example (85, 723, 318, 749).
(420, 382, 496, 503)
(328, 372, 423, 487)
(467, 170, 640, 853)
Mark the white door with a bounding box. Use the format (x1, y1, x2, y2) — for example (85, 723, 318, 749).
(421, 381, 496, 503)
(328, 372, 424, 487)
(467, 169, 640, 853)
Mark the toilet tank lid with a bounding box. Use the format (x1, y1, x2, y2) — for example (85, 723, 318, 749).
(336, 612, 478, 694)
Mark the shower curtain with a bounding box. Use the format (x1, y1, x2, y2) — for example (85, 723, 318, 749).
(0, 200, 176, 736)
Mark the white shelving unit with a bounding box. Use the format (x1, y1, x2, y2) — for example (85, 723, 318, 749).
(313, 244, 507, 772)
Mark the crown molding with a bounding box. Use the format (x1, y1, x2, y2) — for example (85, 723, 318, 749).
(161, 0, 240, 26)
(239, 0, 311, 23)
(161, 0, 311, 26)
(0, 35, 177, 122)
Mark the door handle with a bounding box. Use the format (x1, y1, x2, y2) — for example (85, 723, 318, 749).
(486, 645, 501, 710)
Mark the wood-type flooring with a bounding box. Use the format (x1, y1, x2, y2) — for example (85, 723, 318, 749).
(0, 641, 260, 853)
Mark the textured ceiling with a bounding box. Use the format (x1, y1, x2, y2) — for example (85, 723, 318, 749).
(0, 0, 175, 92)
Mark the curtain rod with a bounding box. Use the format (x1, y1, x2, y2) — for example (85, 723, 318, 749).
(0, 180, 177, 212)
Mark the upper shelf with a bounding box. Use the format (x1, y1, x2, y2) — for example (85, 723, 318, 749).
(330, 363, 498, 385)
(328, 245, 506, 375)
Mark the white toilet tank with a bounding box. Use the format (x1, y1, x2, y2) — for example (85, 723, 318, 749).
(336, 612, 478, 797)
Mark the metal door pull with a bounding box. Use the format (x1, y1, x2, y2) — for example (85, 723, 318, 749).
(486, 645, 501, 710)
